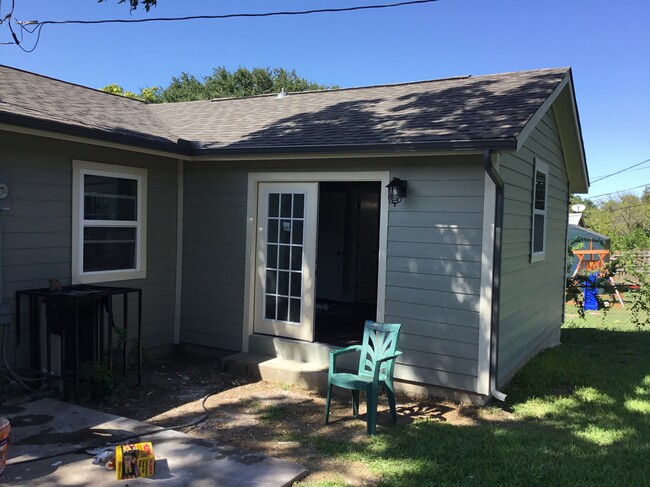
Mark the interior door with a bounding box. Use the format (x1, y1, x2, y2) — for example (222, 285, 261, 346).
(254, 182, 318, 341)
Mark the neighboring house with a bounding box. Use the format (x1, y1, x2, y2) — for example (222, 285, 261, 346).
(0, 65, 588, 402)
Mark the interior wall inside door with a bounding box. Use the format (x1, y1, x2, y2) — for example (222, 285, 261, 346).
(315, 182, 380, 345)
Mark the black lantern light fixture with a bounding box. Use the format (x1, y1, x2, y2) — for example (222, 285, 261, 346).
(386, 177, 407, 206)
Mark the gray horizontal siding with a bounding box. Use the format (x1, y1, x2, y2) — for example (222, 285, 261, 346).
(497, 110, 568, 384)
(180, 163, 249, 351)
(0, 131, 179, 364)
(384, 161, 484, 392)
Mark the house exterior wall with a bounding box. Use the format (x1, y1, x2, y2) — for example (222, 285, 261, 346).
(181, 154, 487, 393)
(0, 131, 180, 365)
(497, 109, 569, 385)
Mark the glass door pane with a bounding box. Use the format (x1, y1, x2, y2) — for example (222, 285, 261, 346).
(254, 183, 317, 341)
(264, 192, 305, 323)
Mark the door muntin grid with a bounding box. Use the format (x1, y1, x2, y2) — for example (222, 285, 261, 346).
(264, 192, 305, 324)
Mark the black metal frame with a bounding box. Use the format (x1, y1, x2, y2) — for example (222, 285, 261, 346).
(15, 284, 142, 397)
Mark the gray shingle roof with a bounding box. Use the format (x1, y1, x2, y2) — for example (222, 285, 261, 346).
(0, 65, 180, 150)
(150, 68, 569, 152)
(0, 65, 569, 155)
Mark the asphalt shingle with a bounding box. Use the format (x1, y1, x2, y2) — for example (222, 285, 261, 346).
(0, 65, 569, 154)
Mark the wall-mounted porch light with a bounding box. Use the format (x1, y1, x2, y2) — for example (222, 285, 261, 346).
(386, 177, 407, 206)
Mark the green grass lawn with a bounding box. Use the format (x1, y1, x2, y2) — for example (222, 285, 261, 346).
(302, 318, 650, 486)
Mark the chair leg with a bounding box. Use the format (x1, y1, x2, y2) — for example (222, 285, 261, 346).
(351, 390, 360, 417)
(325, 384, 333, 424)
(366, 390, 378, 435)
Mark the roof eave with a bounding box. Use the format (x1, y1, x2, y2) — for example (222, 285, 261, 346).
(514, 69, 589, 193)
(0, 111, 190, 156)
(186, 138, 518, 158)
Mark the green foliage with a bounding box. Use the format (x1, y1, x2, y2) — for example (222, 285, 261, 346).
(103, 66, 334, 104)
(577, 189, 650, 250)
(161, 66, 332, 102)
(78, 361, 131, 402)
(609, 251, 650, 328)
(100, 83, 161, 102)
(98, 0, 157, 12)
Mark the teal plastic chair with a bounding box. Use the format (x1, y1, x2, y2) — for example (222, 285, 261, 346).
(324, 320, 402, 435)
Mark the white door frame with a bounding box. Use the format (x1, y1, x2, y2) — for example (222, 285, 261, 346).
(242, 171, 390, 352)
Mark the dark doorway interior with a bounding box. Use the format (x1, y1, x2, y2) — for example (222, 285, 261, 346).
(315, 182, 380, 345)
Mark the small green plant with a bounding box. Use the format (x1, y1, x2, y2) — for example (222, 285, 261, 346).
(610, 251, 650, 328)
(259, 405, 288, 421)
(78, 361, 131, 402)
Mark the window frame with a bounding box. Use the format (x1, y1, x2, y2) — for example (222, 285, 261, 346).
(72, 160, 147, 284)
(530, 158, 549, 263)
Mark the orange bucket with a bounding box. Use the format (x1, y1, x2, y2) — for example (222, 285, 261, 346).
(0, 417, 10, 477)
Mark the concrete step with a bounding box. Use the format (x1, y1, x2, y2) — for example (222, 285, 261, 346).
(223, 352, 330, 393)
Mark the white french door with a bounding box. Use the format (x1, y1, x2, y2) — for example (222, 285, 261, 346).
(253, 182, 318, 341)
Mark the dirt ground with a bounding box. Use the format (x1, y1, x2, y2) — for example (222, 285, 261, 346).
(89, 354, 508, 486)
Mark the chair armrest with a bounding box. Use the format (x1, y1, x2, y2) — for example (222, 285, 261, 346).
(329, 345, 362, 373)
(331, 345, 362, 357)
(373, 351, 403, 382)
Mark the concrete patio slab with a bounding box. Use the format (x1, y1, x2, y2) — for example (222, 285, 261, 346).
(1, 398, 308, 486)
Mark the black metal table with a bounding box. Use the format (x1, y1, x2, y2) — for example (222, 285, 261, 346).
(15, 285, 142, 396)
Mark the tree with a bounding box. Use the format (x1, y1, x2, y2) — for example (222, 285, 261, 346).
(199, 67, 330, 100)
(104, 66, 334, 104)
(100, 84, 161, 102)
(575, 187, 650, 251)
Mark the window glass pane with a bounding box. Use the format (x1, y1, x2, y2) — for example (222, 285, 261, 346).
(292, 220, 303, 245)
(277, 297, 289, 321)
(280, 220, 291, 243)
(290, 272, 301, 297)
(267, 244, 278, 269)
(289, 298, 301, 323)
(83, 226, 136, 272)
(268, 194, 279, 217)
(279, 245, 290, 270)
(84, 175, 137, 221)
(533, 214, 545, 253)
(293, 194, 304, 218)
(291, 246, 302, 271)
(265, 295, 276, 320)
(267, 219, 278, 244)
(278, 271, 289, 296)
(280, 194, 292, 217)
(534, 170, 546, 211)
(266, 270, 277, 294)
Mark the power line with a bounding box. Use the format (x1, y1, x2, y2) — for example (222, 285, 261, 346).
(591, 157, 650, 183)
(589, 182, 650, 199)
(3, 0, 441, 52)
(32, 0, 440, 26)
(605, 201, 650, 212)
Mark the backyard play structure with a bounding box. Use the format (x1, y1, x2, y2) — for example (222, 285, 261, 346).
(571, 243, 624, 309)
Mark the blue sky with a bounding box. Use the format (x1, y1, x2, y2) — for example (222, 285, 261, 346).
(1, 0, 648, 200)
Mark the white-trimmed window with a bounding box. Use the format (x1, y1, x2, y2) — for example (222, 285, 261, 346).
(72, 161, 147, 283)
(530, 158, 549, 262)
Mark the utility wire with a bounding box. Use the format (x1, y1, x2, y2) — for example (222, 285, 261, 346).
(599, 201, 650, 212)
(25, 0, 440, 26)
(589, 182, 650, 199)
(3, 0, 440, 52)
(591, 157, 650, 183)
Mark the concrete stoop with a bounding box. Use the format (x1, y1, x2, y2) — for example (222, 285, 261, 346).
(223, 353, 330, 393)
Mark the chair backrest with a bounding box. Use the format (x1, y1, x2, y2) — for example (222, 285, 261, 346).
(357, 320, 401, 380)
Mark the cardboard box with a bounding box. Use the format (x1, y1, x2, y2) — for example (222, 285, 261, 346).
(115, 442, 155, 480)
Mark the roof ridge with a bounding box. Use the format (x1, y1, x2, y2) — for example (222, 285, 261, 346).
(205, 67, 569, 103)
